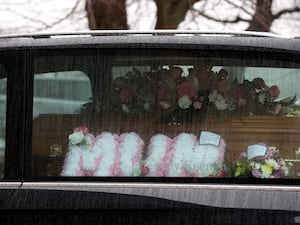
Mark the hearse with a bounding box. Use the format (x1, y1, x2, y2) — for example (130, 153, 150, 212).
(0, 30, 299, 224)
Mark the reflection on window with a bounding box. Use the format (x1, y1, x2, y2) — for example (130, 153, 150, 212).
(32, 70, 92, 176)
(33, 71, 92, 118)
(0, 67, 7, 179)
(31, 51, 300, 180)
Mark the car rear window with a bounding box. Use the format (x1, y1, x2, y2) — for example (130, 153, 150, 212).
(30, 49, 300, 181)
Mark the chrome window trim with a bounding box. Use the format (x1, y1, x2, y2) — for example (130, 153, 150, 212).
(0, 30, 288, 39)
(0, 182, 22, 188)
(21, 182, 300, 211)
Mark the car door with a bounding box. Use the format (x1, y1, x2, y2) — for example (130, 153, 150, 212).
(0, 50, 25, 214)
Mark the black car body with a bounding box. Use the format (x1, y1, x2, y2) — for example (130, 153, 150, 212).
(0, 30, 300, 225)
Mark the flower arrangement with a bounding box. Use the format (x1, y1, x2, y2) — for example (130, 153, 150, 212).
(111, 68, 157, 116)
(68, 126, 91, 146)
(100, 65, 285, 123)
(207, 73, 282, 118)
(62, 128, 227, 178)
(111, 66, 206, 123)
(233, 146, 293, 178)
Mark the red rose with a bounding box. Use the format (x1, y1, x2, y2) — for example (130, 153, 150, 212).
(253, 78, 267, 89)
(218, 80, 230, 94)
(233, 87, 244, 98)
(273, 104, 282, 115)
(119, 87, 136, 104)
(178, 81, 196, 98)
(218, 69, 229, 79)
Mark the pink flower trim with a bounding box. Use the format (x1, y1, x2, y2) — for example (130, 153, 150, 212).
(154, 136, 174, 177)
(217, 138, 226, 164)
(62, 127, 226, 178)
(116, 132, 144, 176)
(74, 126, 89, 135)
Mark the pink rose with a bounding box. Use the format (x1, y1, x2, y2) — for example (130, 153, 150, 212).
(273, 104, 282, 115)
(238, 98, 246, 106)
(178, 82, 196, 98)
(239, 152, 247, 159)
(119, 87, 136, 103)
(160, 101, 171, 110)
(269, 85, 280, 100)
(193, 101, 202, 109)
(74, 126, 89, 135)
(216, 170, 226, 177)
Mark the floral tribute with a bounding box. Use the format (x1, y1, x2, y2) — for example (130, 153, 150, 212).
(143, 132, 227, 177)
(108, 65, 283, 123)
(61, 126, 144, 177)
(233, 145, 293, 178)
(62, 127, 227, 178)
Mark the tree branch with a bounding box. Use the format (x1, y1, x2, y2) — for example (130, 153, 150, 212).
(36, 0, 82, 31)
(191, 8, 250, 23)
(273, 7, 300, 19)
(224, 0, 255, 18)
(2, 7, 49, 27)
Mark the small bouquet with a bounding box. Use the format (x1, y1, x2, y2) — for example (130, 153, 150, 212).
(234, 146, 293, 178)
(68, 126, 92, 146)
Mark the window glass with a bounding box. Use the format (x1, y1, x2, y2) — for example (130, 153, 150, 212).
(0, 65, 7, 179)
(33, 71, 92, 118)
(32, 70, 92, 176)
(31, 50, 300, 180)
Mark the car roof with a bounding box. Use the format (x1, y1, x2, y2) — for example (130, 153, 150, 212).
(0, 30, 299, 53)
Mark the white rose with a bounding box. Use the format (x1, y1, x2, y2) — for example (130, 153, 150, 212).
(178, 95, 192, 109)
(215, 94, 228, 110)
(121, 104, 130, 113)
(144, 102, 150, 111)
(258, 93, 266, 104)
(208, 90, 218, 102)
(68, 131, 84, 145)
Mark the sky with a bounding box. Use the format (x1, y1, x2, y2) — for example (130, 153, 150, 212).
(0, 0, 299, 37)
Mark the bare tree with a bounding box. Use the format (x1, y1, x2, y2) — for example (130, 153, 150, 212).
(190, 0, 300, 32)
(155, 0, 198, 29)
(247, 0, 273, 31)
(84, 0, 300, 33)
(0, 0, 85, 33)
(86, 0, 128, 29)
(0, 0, 299, 35)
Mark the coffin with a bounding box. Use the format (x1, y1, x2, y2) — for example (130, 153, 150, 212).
(31, 113, 300, 177)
